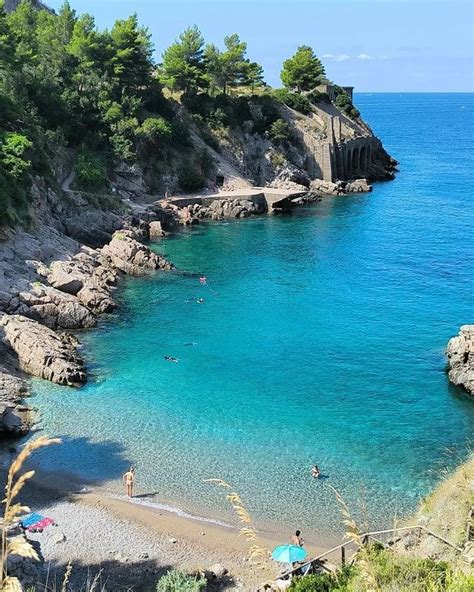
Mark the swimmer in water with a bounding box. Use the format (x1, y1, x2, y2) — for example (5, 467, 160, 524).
(196, 298, 204, 304)
(164, 356, 179, 363)
(311, 465, 321, 479)
(184, 342, 197, 346)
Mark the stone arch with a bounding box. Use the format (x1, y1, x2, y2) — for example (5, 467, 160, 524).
(345, 150, 352, 178)
(360, 145, 367, 172)
(352, 147, 360, 173)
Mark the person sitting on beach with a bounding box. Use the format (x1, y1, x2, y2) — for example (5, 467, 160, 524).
(164, 356, 179, 363)
(291, 530, 304, 547)
(123, 467, 135, 498)
(311, 465, 321, 479)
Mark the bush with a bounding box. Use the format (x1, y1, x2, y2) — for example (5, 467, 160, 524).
(137, 117, 172, 152)
(0, 132, 33, 179)
(75, 151, 107, 190)
(334, 87, 360, 119)
(272, 89, 312, 114)
(171, 119, 192, 146)
(269, 119, 291, 144)
(156, 569, 206, 592)
(307, 90, 330, 104)
(177, 162, 205, 192)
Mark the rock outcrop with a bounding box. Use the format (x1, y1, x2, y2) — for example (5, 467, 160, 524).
(446, 325, 474, 396)
(18, 284, 96, 330)
(1, 315, 86, 386)
(310, 177, 372, 196)
(0, 371, 31, 435)
(101, 233, 174, 275)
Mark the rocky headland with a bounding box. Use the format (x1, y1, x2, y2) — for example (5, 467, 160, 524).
(446, 325, 474, 397)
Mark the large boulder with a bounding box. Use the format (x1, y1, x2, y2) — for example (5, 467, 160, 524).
(0, 372, 32, 435)
(1, 315, 86, 386)
(446, 325, 474, 396)
(18, 284, 96, 330)
(101, 233, 174, 276)
(47, 257, 117, 314)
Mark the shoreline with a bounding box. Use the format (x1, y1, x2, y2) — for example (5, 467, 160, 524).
(15, 467, 335, 590)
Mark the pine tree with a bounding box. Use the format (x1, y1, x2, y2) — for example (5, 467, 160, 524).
(160, 25, 208, 95)
(205, 33, 249, 95)
(280, 45, 325, 92)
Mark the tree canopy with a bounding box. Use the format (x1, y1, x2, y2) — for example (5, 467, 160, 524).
(160, 25, 208, 95)
(280, 45, 325, 92)
(205, 33, 250, 95)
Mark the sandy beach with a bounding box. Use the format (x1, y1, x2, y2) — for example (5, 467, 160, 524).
(12, 465, 333, 591)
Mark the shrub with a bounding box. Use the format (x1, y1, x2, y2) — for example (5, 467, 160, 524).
(334, 87, 360, 119)
(269, 119, 291, 144)
(272, 89, 312, 114)
(177, 162, 205, 192)
(307, 90, 330, 104)
(137, 117, 172, 154)
(209, 107, 228, 128)
(156, 569, 206, 592)
(109, 117, 139, 161)
(171, 119, 192, 146)
(75, 151, 107, 190)
(0, 132, 33, 179)
(138, 117, 172, 142)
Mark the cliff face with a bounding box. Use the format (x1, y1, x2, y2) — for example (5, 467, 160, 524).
(4, 0, 52, 13)
(446, 326, 474, 397)
(112, 95, 396, 202)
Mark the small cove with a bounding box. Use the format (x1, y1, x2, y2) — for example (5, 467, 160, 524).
(28, 93, 474, 541)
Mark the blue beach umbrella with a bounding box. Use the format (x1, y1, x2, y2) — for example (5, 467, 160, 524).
(271, 544, 307, 564)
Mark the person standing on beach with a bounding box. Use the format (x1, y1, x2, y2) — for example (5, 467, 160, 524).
(123, 467, 135, 497)
(291, 530, 304, 547)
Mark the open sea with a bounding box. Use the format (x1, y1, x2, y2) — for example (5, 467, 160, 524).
(28, 93, 474, 542)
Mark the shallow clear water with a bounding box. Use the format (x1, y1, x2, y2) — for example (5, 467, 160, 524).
(30, 93, 474, 541)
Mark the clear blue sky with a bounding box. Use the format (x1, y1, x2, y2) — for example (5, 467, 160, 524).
(48, 0, 474, 92)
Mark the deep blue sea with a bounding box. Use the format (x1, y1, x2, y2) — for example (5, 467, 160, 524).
(29, 93, 474, 542)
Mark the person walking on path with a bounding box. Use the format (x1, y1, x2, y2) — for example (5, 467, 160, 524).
(123, 467, 135, 497)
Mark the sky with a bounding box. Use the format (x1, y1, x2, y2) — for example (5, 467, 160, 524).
(48, 0, 474, 92)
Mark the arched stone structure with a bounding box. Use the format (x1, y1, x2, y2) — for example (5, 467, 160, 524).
(360, 146, 367, 171)
(352, 147, 360, 174)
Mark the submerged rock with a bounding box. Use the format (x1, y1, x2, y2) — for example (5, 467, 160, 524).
(1, 315, 86, 386)
(446, 325, 474, 396)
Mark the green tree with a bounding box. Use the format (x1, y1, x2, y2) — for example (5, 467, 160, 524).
(269, 119, 291, 144)
(205, 33, 249, 95)
(280, 45, 325, 92)
(108, 14, 154, 98)
(160, 25, 208, 95)
(242, 60, 265, 92)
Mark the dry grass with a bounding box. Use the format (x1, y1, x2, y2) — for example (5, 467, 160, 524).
(0, 437, 60, 592)
(329, 485, 380, 592)
(204, 479, 270, 570)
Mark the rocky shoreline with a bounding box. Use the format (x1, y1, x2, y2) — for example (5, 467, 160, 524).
(0, 190, 306, 436)
(446, 325, 474, 397)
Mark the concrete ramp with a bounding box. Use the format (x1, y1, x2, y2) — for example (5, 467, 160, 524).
(164, 187, 307, 212)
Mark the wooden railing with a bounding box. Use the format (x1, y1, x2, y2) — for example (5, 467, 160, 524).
(281, 524, 463, 580)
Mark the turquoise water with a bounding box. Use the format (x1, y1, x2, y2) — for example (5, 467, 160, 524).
(30, 93, 474, 541)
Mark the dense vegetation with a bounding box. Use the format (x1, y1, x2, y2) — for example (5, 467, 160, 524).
(288, 546, 473, 592)
(0, 0, 358, 226)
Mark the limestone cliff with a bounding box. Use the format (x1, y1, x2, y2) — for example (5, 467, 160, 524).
(113, 94, 396, 201)
(446, 325, 474, 397)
